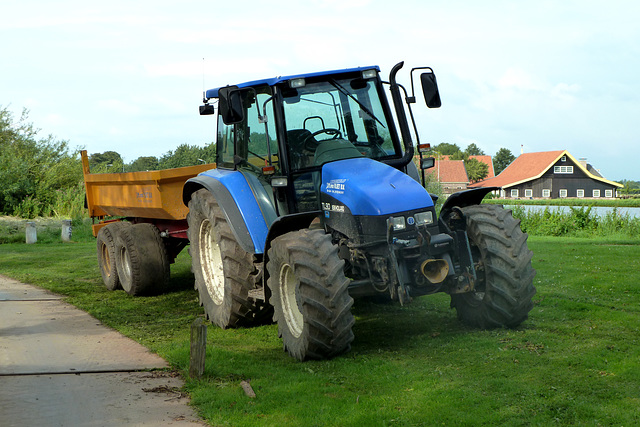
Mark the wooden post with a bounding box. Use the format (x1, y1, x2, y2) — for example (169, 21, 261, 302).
(189, 317, 207, 379)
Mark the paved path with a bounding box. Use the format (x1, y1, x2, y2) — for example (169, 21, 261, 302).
(0, 275, 205, 426)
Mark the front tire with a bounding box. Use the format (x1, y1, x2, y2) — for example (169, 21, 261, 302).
(451, 205, 536, 328)
(187, 189, 270, 329)
(267, 229, 355, 361)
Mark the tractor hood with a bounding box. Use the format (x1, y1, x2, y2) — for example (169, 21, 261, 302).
(320, 157, 434, 216)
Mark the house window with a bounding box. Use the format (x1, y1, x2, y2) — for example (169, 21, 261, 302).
(561, 156, 567, 162)
(525, 189, 533, 198)
(577, 189, 584, 198)
(510, 189, 519, 198)
(593, 189, 600, 198)
(605, 189, 613, 198)
(554, 166, 573, 174)
(542, 189, 551, 198)
(559, 189, 568, 198)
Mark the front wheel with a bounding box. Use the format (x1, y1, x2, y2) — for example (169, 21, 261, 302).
(267, 229, 355, 361)
(187, 189, 271, 329)
(451, 205, 536, 328)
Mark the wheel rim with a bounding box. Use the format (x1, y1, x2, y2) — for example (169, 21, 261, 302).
(466, 240, 486, 304)
(100, 243, 112, 277)
(199, 219, 224, 305)
(119, 246, 132, 284)
(279, 263, 303, 338)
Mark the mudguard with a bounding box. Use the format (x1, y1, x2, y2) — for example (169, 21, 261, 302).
(183, 169, 277, 254)
(320, 157, 434, 215)
(439, 187, 499, 222)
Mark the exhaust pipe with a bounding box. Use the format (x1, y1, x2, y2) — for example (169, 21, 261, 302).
(420, 259, 450, 284)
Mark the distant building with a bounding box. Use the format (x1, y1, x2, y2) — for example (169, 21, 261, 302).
(425, 159, 469, 195)
(424, 155, 495, 195)
(469, 150, 622, 199)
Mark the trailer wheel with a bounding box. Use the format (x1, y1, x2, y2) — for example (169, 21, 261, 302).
(96, 222, 130, 290)
(115, 223, 169, 296)
(187, 189, 271, 329)
(267, 228, 355, 361)
(451, 205, 536, 328)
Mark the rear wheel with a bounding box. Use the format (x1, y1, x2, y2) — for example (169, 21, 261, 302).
(187, 189, 271, 329)
(451, 205, 536, 328)
(96, 222, 130, 290)
(115, 223, 169, 296)
(267, 228, 355, 361)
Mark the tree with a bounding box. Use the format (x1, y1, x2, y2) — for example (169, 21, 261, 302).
(465, 157, 489, 183)
(432, 142, 461, 156)
(494, 148, 516, 175)
(129, 156, 159, 172)
(0, 106, 83, 217)
(90, 151, 123, 168)
(464, 143, 485, 156)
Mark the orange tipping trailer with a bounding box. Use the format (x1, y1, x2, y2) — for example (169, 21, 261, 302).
(81, 150, 215, 237)
(82, 149, 217, 296)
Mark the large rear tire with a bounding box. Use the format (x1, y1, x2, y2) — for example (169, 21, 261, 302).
(267, 228, 355, 361)
(187, 189, 271, 329)
(451, 204, 536, 328)
(115, 223, 169, 296)
(96, 222, 130, 291)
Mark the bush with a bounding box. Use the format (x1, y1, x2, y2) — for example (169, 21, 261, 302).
(511, 205, 639, 238)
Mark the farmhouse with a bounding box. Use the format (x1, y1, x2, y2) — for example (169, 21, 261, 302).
(468, 150, 622, 199)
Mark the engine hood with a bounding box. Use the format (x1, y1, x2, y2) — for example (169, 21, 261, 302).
(320, 157, 434, 216)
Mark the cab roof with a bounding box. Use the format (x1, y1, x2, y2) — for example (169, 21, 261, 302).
(205, 65, 380, 99)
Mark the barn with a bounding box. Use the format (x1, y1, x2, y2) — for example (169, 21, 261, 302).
(468, 150, 622, 199)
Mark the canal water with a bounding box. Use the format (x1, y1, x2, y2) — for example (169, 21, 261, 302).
(504, 205, 640, 218)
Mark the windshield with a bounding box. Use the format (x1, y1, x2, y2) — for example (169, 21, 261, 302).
(281, 77, 397, 171)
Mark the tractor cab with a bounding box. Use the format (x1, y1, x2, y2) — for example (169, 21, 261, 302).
(203, 65, 433, 217)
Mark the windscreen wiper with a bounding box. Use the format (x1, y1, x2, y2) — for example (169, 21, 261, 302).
(329, 79, 386, 129)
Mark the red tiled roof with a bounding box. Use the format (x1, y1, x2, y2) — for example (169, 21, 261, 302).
(442, 155, 495, 178)
(426, 159, 469, 183)
(469, 150, 564, 188)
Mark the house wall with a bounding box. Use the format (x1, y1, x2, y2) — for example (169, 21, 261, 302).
(506, 156, 618, 199)
(442, 182, 468, 195)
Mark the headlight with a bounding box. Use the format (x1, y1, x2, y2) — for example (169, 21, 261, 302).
(414, 211, 434, 226)
(391, 216, 406, 231)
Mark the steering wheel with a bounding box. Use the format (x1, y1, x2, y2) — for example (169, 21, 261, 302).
(303, 128, 342, 150)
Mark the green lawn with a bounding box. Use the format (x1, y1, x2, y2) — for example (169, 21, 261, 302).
(1, 234, 639, 426)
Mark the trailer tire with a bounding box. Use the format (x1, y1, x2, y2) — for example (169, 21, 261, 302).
(187, 189, 271, 329)
(451, 205, 536, 328)
(115, 223, 169, 296)
(96, 222, 131, 290)
(267, 228, 355, 361)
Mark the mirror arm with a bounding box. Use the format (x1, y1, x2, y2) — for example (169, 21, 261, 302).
(409, 66, 435, 103)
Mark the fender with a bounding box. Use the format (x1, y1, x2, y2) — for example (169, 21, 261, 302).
(263, 210, 321, 260)
(439, 187, 499, 221)
(183, 169, 277, 254)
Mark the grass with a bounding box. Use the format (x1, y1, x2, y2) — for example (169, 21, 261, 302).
(1, 219, 639, 425)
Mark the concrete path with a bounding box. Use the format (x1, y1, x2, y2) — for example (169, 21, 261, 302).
(0, 275, 206, 426)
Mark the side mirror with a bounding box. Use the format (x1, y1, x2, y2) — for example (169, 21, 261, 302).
(218, 86, 245, 124)
(199, 104, 215, 115)
(421, 72, 441, 108)
(421, 156, 435, 170)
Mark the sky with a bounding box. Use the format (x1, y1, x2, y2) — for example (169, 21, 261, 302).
(1, 0, 639, 181)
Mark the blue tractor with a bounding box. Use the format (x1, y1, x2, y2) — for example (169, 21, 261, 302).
(183, 62, 536, 361)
